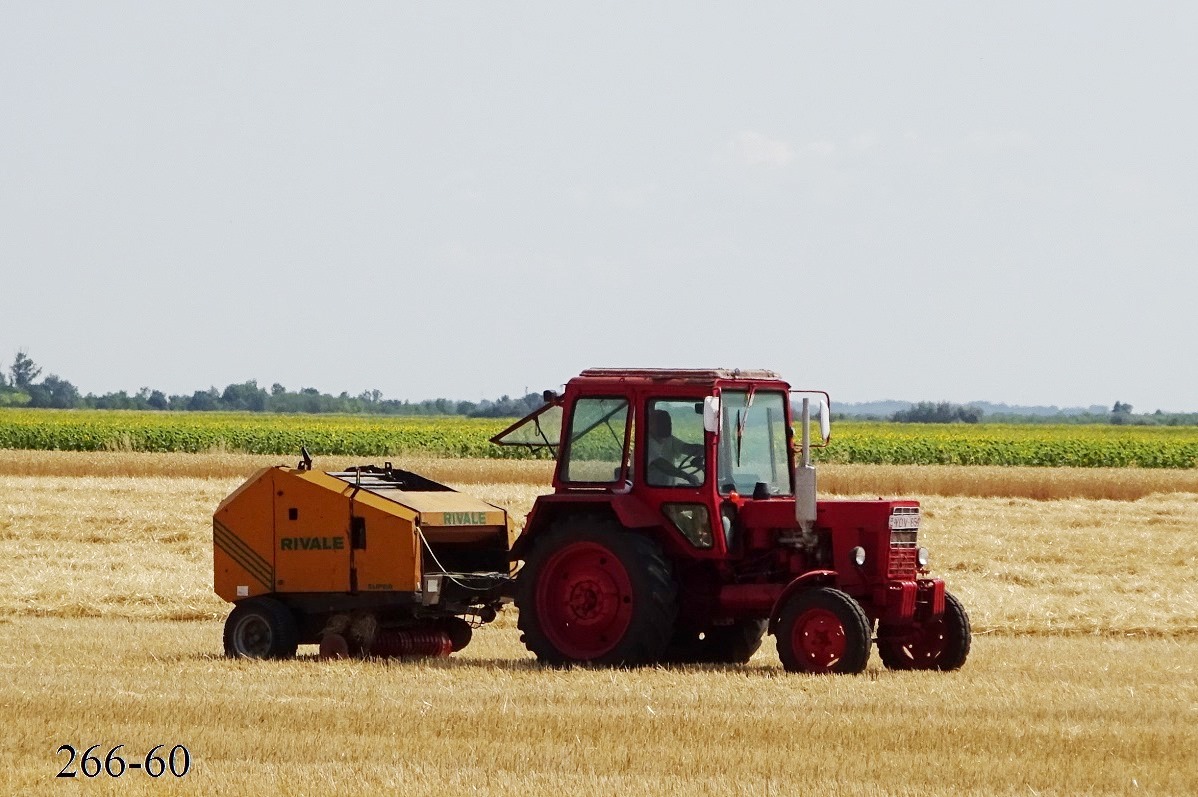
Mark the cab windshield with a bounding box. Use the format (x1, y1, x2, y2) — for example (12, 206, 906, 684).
(717, 390, 792, 496)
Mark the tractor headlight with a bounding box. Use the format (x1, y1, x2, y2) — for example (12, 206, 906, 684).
(850, 546, 866, 567)
(917, 547, 930, 568)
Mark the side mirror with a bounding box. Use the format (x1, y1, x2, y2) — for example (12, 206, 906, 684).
(790, 390, 831, 447)
(703, 396, 720, 434)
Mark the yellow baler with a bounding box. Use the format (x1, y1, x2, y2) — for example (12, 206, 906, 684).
(214, 460, 515, 659)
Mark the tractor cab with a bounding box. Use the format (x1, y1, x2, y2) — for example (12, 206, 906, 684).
(492, 368, 970, 674)
(492, 368, 825, 560)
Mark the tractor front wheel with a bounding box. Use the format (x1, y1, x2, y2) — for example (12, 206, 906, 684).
(877, 591, 971, 671)
(515, 516, 677, 667)
(223, 597, 299, 659)
(776, 587, 871, 674)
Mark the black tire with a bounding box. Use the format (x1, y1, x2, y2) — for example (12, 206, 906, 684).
(515, 515, 677, 667)
(436, 617, 474, 653)
(877, 591, 971, 671)
(223, 597, 300, 660)
(775, 587, 872, 674)
(664, 620, 768, 664)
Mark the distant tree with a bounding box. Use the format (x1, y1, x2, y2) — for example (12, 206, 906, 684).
(892, 401, 983, 424)
(147, 390, 169, 410)
(10, 350, 42, 389)
(957, 405, 984, 424)
(271, 383, 286, 396)
(0, 367, 31, 407)
(0, 391, 31, 407)
(27, 374, 80, 409)
(89, 391, 134, 410)
(222, 380, 268, 412)
(187, 388, 221, 411)
(467, 392, 546, 418)
(1110, 401, 1134, 425)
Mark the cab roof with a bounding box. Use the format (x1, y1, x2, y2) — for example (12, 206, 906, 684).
(575, 368, 783, 386)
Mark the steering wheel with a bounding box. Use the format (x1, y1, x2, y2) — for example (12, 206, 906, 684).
(675, 452, 704, 486)
(677, 452, 703, 474)
(649, 456, 701, 487)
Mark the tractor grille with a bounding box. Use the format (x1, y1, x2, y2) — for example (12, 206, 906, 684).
(887, 508, 920, 579)
(888, 546, 918, 579)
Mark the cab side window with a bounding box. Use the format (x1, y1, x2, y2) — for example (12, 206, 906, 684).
(563, 397, 630, 483)
(645, 399, 705, 487)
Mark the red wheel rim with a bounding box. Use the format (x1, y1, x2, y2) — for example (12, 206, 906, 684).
(791, 608, 847, 673)
(902, 619, 947, 668)
(535, 541, 634, 660)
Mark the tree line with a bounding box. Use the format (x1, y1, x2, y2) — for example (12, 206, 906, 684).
(877, 400, 1198, 427)
(3, 350, 1196, 424)
(0, 351, 543, 417)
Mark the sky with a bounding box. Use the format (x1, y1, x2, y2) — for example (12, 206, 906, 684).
(1, 3, 1195, 411)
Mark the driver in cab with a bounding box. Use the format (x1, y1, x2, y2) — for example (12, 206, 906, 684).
(646, 408, 705, 487)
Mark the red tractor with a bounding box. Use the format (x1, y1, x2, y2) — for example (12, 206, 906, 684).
(493, 368, 970, 674)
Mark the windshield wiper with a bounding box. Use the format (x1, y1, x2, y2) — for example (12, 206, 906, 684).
(734, 387, 756, 467)
(533, 416, 553, 449)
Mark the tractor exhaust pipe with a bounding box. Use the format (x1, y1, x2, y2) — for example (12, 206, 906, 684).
(795, 398, 818, 545)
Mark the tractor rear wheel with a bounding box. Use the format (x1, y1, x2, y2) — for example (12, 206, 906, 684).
(776, 587, 871, 674)
(665, 620, 768, 664)
(223, 597, 299, 659)
(877, 591, 971, 671)
(515, 516, 677, 667)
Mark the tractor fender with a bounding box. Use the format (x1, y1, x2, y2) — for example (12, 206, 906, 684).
(510, 493, 660, 561)
(767, 570, 839, 634)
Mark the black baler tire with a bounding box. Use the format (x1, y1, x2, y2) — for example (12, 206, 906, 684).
(436, 616, 474, 653)
(515, 515, 678, 667)
(223, 597, 300, 660)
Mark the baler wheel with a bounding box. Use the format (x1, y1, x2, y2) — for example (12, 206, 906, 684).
(223, 597, 299, 660)
(776, 587, 871, 675)
(319, 633, 350, 660)
(516, 516, 677, 667)
(436, 617, 474, 653)
(877, 591, 971, 671)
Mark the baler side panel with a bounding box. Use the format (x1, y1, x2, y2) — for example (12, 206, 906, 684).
(213, 468, 278, 602)
(346, 489, 421, 592)
(273, 470, 352, 593)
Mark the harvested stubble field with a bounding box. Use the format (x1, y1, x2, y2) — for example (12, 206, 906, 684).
(1, 451, 1196, 795)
